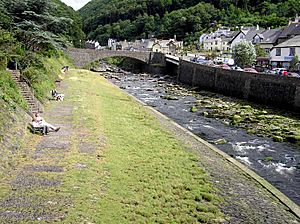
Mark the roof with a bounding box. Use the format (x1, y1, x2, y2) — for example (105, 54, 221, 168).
(228, 30, 247, 44)
(279, 23, 300, 38)
(245, 28, 265, 41)
(260, 28, 283, 44)
(274, 35, 300, 48)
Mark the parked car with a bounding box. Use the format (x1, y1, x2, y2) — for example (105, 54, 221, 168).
(279, 69, 288, 76)
(214, 57, 224, 64)
(264, 69, 276, 75)
(223, 58, 235, 66)
(232, 66, 244, 71)
(219, 64, 231, 70)
(288, 72, 300, 78)
(272, 68, 287, 75)
(244, 67, 258, 73)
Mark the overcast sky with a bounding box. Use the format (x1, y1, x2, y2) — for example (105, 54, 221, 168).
(60, 0, 91, 11)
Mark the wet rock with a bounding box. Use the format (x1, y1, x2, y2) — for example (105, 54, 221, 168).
(272, 136, 284, 142)
(286, 134, 300, 144)
(203, 112, 209, 117)
(231, 115, 243, 125)
(213, 139, 227, 145)
(190, 106, 197, 113)
(160, 95, 179, 100)
(111, 75, 121, 81)
(263, 157, 273, 162)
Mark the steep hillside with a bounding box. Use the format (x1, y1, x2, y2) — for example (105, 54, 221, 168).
(0, 0, 78, 164)
(79, 0, 300, 45)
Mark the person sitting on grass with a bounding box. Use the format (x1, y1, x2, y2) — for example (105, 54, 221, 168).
(32, 113, 60, 133)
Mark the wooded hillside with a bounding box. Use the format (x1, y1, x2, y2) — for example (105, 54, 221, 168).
(79, 0, 300, 45)
(0, 0, 84, 107)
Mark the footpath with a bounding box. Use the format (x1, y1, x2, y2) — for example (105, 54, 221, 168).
(0, 69, 298, 223)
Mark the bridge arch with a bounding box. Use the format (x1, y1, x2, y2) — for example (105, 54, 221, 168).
(66, 48, 152, 67)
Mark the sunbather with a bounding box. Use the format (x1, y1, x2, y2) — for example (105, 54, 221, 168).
(32, 113, 60, 133)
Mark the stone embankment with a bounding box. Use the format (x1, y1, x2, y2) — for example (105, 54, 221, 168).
(178, 60, 300, 111)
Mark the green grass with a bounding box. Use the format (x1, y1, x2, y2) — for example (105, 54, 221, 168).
(0, 70, 27, 109)
(62, 69, 224, 223)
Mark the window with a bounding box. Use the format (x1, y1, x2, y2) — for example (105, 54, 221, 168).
(276, 48, 281, 56)
(290, 48, 295, 56)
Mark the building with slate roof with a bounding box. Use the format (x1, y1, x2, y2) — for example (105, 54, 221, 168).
(270, 35, 300, 68)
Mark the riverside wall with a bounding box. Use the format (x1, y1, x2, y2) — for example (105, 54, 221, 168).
(178, 60, 300, 111)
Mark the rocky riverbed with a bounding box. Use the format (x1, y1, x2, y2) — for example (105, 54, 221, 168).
(95, 64, 300, 206)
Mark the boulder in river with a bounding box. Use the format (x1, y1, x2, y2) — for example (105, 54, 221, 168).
(272, 136, 284, 142)
(190, 106, 198, 113)
(160, 95, 179, 100)
(231, 115, 243, 125)
(213, 139, 227, 145)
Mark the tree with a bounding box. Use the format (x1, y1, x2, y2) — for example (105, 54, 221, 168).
(233, 41, 257, 67)
(290, 55, 299, 71)
(255, 44, 266, 57)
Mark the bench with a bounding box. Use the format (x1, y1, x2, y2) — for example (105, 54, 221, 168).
(28, 123, 48, 135)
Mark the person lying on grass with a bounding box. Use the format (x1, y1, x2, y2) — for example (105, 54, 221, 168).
(32, 113, 60, 134)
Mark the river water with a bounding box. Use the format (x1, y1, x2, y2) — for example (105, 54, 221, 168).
(105, 71, 300, 206)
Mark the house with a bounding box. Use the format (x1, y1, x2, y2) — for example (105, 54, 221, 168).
(85, 40, 102, 50)
(229, 29, 249, 49)
(276, 16, 300, 45)
(255, 28, 283, 54)
(270, 35, 300, 68)
(244, 26, 265, 43)
(108, 38, 116, 49)
(152, 40, 170, 54)
(152, 39, 183, 55)
(203, 30, 238, 52)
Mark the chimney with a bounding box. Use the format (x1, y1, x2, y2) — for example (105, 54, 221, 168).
(256, 24, 259, 30)
(268, 27, 271, 30)
(174, 35, 177, 41)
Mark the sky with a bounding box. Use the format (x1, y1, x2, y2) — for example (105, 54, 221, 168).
(60, 0, 91, 11)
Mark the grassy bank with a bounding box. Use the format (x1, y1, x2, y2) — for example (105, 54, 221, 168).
(62, 69, 224, 223)
(0, 53, 72, 196)
(22, 53, 73, 102)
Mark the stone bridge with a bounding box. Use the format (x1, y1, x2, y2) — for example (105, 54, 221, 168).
(66, 48, 165, 67)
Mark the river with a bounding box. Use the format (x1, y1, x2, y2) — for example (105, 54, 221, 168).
(104, 69, 300, 206)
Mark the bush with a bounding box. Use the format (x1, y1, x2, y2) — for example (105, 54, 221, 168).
(0, 70, 27, 109)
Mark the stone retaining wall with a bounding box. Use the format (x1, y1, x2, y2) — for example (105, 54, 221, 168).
(178, 60, 300, 111)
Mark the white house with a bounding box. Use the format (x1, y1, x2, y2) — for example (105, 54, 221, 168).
(152, 39, 183, 55)
(229, 29, 250, 49)
(108, 38, 116, 49)
(270, 35, 300, 68)
(203, 31, 238, 52)
(85, 40, 102, 50)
